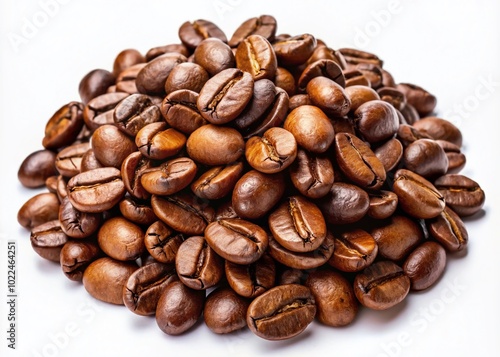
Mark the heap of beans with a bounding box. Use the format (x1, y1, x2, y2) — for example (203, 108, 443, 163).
(17, 15, 486, 341)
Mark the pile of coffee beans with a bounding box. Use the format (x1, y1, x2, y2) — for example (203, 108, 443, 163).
(17, 15, 486, 341)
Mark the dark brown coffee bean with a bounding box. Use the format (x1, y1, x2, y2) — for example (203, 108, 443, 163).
(345, 85, 380, 114)
(233, 79, 277, 131)
(136, 52, 187, 95)
(396, 123, 433, 147)
(83, 257, 138, 305)
(123, 262, 177, 315)
(246, 284, 316, 340)
(320, 183, 369, 225)
(353, 100, 399, 143)
(140, 157, 197, 196)
(225, 254, 276, 298)
(284, 105, 335, 153)
(164, 63, 209, 94)
(305, 269, 358, 326)
(377, 87, 406, 111)
(413, 116, 463, 147)
(205, 218, 268, 265)
(121, 152, 153, 200)
(59, 197, 101, 239)
(18, 150, 58, 188)
(396, 83, 437, 117)
(298, 59, 345, 92)
(354, 261, 410, 310)
(194, 38, 235, 76)
(403, 241, 446, 291)
(56, 175, 68, 202)
(229, 15, 277, 47)
(274, 67, 296, 97)
(144, 221, 185, 264)
(45, 175, 58, 193)
(380, 68, 396, 87)
(18, 192, 60, 229)
(434, 174, 485, 216)
(191, 162, 243, 200)
(118, 196, 157, 226)
(344, 69, 371, 87)
(306, 76, 351, 116)
(328, 229, 377, 272)
(91, 124, 137, 168)
(197, 68, 254, 124)
(187, 124, 244, 165)
(55, 142, 90, 177)
(43, 102, 84, 150)
(273, 34, 316, 66)
(399, 103, 420, 125)
(269, 196, 326, 253)
(115, 63, 146, 94)
(245, 127, 297, 174)
(151, 193, 214, 236)
(305, 45, 347, 70)
(98, 217, 145, 261)
(204, 287, 250, 334)
(339, 48, 383, 67)
(156, 280, 206, 335)
(374, 138, 403, 172)
(393, 169, 445, 219)
(160, 90, 207, 135)
(235, 35, 277, 80)
(403, 138, 448, 178)
(67, 167, 126, 213)
(289, 149, 334, 199)
(112, 48, 145, 78)
(268, 230, 335, 269)
(355, 63, 383, 89)
(83, 93, 129, 131)
(60, 240, 101, 281)
(370, 215, 424, 261)
(113, 94, 162, 136)
(80, 149, 104, 172)
(176, 236, 223, 290)
(367, 190, 398, 219)
(214, 200, 239, 220)
(30, 220, 68, 262)
(78, 69, 115, 104)
(428, 206, 468, 252)
(178, 19, 227, 50)
(335, 133, 386, 189)
(277, 268, 306, 285)
(145, 43, 190, 62)
(436, 140, 466, 174)
(135, 123, 186, 161)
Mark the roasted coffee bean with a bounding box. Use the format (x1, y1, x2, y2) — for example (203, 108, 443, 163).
(98, 216, 145, 261)
(18, 150, 58, 188)
(235, 34, 277, 80)
(428, 206, 468, 252)
(121, 152, 153, 200)
(80, 149, 104, 172)
(289, 149, 334, 199)
(436, 140, 466, 174)
(161, 90, 207, 135)
(403, 241, 446, 291)
(335, 133, 386, 189)
(91, 125, 137, 168)
(288, 94, 312, 111)
(55, 142, 90, 177)
(305, 269, 358, 327)
(434, 174, 485, 216)
(396, 123, 433, 147)
(145, 43, 190, 61)
(123, 262, 177, 316)
(274, 67, 296, 96)
(354, 261, 410, 310)
(380, 68, 396, 87)
(353, 100, 399, 143)
(191, 162, 243, 200)
(278, 268, 306, 285)
(399, 103, 420, 125)
(205, 218, 268, 264)
(306, 45, 347, 69)
(83, 93, 129, 131)
(233, 79, 277, 130)
(396, 83, 437, 117)
(269, 196, 326, 253)
(43, 102, 84, 150)
(83, 257, 138, 305)
(403, 138, 448, 178)
(355, 63, 383, 89)
(135, 123, 186, 160)
(144, 221, 184, 264)
(78, 69, 115, 104)
(140, 157, 197, 196)
(176, 236, 223, 290)
(197, 68, 254, 124)
(284, 105, 335, 153)
(56, 175, 69, 202)
(136, 52, 187, 95)
(245, 127, 297, 173)
(164, 63, 209, 94)
(112, 48, 145, 78)
(225, 254, 276, 298)
(59, 197, 101, 239)
(113, 94, 162, 136)
(60, 240, 101, 281)
(344, 69, 371, 87)
(178, 19, 227, 50)
(156, 280, 206, 335)
(187, 124, 245, 165)
(298, 59, 345, 91)
(374, 138, 403, 172)
(194, 38, 235, 76)
(273, 34, 316, 66)
(320, 183, 369, 225)
(204, 287, 250, 334)
(151, 193, 214, 235)
(18, 192, 60, 229)
(339, 48, 383, 67)
(268, 230, 335, 269)
(246, 284, 316, 340)
(306, 76, 350, 116)
(45, 175, 58, 193)
(328, 229, 377, 272)
(393, 169, 445, 219)
(367, 190, 398, 219)
(370, 215, 424, 261)
(377, 87, 406, 111)
(67, 167, 125, 213)
(413, 116, 463, 147)
(118, 196, 157, 226)
(115, 63, 146, 94)
(229, 15, 277, 47)
(344, 85, 380, 114)
(30, 220, 68, 262)
(214, 200, 239, 220)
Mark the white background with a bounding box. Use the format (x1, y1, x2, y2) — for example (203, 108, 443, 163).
(1, 0, 500, 356)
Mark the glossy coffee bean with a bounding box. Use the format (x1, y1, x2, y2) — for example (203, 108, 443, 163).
(225, 253, 276, 298)
(396, 123, 433, 147)
(135, 123, 186, 161)
(305, 270, 358, 326)
(18, 192, 60, 229)
(235, 34, 277, 80)
(434, 174, 485, 216)
(328, 229, 378, 272)
(78, 69, 115, 104)
(355, 63, 383, 89)
(403, 241, 446, 291)
(178, 19, 227, 50)
(228, 15, 277, 47)
(288, 94, 312, 111)
(136, 52, 187, 95)
(140, 157, 197, 196)
(91, 125, 137, 168)
(306, 76, 350, 116)
(344, 85, 380, 114)
(113, 94, 162, 136)
(80, 148, 104, 172)
(204, 287, 250, 334)
(273, 34, 316, 66)
(145, 43, 190, 61)
(43, 102, 84, 150)
(59, 197, 101, 239)
(274, 67, 296, 96)
(436, 140, 466, 174)
(191, 162, 243, 200)
(161, 90, 207, 135)
(428, 206, 468, 252)
(55, 142, 90, 177)
(353, 100, 399, 143)
(60, 240, 101, 281)
(121, 152, 153, 200)
(164, 63, 209, 94)
(377, 87, 406, 111)
(339, 48, 383, 67)
(246, 284, 316, 340)
(83, 257, 138, 305)
(289, 149, 334, 200)
(400, 103, 420, 125)
(30, 220, 68, 262)
(18, 150, 58, 188)
(233, 79, 276, 131)
(144, 221, 185, 264)
(98, 217, 145, 261)
(320, 183, 369, 224)
(83, 93, 129, 131)
(194, 38, 235, 76)
(115, 63, 146, 94)
(367, 190, 398, 219)
(403, 139, 448, 178)
(354, 261, 410, 310)
(112, 48, 145, 78)
(344, 69, 371, 87)
(396, 83, 437, 117)
(118, 196, 157, 226)
(413, 117, 463, 148)
(374, 138, 403, 172)
(298, 59, 345, 91)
